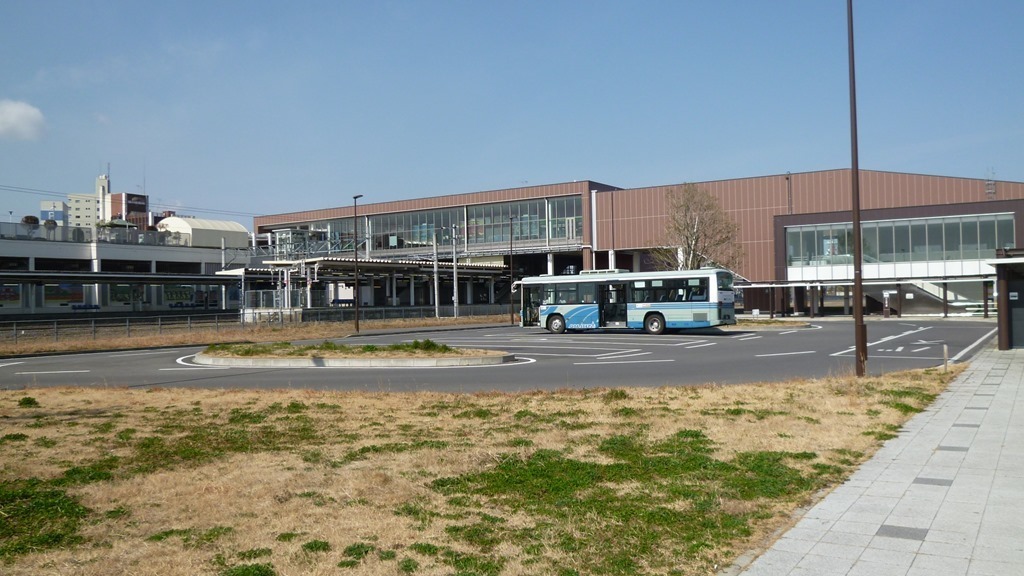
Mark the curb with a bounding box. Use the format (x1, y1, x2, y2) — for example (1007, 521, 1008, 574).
(193, 351, 516, 368)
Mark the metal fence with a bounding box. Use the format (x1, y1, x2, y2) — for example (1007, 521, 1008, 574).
(0, 313, 240, 345)
(0, 305, 510, 346)
(300, 304, 507, 323)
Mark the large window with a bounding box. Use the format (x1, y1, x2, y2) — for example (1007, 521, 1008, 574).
(467, 200, 547, 245)
(365, 208, 463, 252)
(786, 213, 1015, 266)
(548, 196, 583, 241)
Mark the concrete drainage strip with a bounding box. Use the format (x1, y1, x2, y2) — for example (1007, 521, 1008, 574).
(193, 352, 516, 368)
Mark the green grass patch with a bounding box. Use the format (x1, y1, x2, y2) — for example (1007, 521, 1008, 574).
(220, 563, 276, 576)
(0, 479, 89, 559)
(17, 397, 39, 408)
(296, 491, 334, 507)
(32, 436, 58, 448)
(104, 506, 130, 520)
(342, 542, 375, 559)
(395, 501, 438, 528)
(238, 547, 273, 560)
(454, 408, 497, 419)
(301, 539, 331, 553)
(603, 389, 630, 402)
(147, 526, 234, 547)
(409, 542, 440, 556)
(881, 401, 923, 415)
(54, 456, 120, 486)
(430, 429, 834, 574)
(205, 339, 458, 358)
(700, 407, 790, 420)
(612, 407, 642, 417)
(339, 440, 449, 464)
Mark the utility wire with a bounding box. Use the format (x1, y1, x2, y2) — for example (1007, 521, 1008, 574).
(0, 183, 262, 218)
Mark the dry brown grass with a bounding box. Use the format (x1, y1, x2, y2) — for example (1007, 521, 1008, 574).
(0, 363, 963, 576)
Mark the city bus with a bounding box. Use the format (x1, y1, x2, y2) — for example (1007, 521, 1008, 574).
(515, 268, 736, 334)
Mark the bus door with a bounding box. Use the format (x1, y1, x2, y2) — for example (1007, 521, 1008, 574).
(599, 283, 628, 328)
(520, 285, 542, 326)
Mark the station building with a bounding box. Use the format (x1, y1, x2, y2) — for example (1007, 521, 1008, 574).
(3, 168, 1022, 322)
(253, 169, 1024, 317)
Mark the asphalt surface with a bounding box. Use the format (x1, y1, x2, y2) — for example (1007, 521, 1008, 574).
(0, 318, 998, 392)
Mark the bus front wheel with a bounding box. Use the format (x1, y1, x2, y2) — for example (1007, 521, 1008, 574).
(644, 313, 665, 335)
(547, 315, 566, 334)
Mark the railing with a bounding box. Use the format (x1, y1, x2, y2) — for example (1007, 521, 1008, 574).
(0, 221, 196, 247)
(300, 304, 506, 323)
(250, 234, 583, 261)
(0, 305, 510, 346)
(0, 313, 239, 345)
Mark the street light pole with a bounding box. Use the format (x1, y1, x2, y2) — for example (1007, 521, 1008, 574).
(352, 194, 363, 333)
(509, 215, 516, 325)
(847, 0, 867, 376)
(432, 228, 440, 318)
(452, 225, 459, 318)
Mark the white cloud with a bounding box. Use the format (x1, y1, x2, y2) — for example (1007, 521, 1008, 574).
(0, 100, 45, 140)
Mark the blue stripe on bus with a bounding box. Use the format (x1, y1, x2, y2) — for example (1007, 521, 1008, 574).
(541, 304, 600, 330)
(541, 302, 735, 331)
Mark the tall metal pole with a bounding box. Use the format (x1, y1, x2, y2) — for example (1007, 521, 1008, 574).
(433, 230, 440, 318)
(353, 194, 363, 332)
(509, 215, 516, 325)
(847, 0, 867, 376)
(452, 225, 459, 318)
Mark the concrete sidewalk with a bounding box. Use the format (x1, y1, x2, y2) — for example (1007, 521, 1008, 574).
(732, 343, 1024, 576)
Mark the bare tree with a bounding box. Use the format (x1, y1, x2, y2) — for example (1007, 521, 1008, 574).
(649, 183, 743, 272)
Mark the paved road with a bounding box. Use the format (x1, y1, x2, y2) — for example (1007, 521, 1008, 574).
(0, 319, 997, 392)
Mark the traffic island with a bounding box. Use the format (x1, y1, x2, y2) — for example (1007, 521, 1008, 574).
(193, 339, 514, 368)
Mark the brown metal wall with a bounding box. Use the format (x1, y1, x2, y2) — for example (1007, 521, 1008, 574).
(600, 170, 1024, 282)
(255, 169, 1024, 282)
(254, 181, 618, 231)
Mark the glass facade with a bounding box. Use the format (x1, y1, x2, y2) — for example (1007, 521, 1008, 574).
(786, 213, 1015, 266)
(369, 208, 463, 251)
(306, 196, 584, 255)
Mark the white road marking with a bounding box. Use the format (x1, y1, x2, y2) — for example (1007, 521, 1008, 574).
(831, 326, 932, 357)
(574, 359, 674, 365)
(597, 352, 652, 360)
(755, 351, 816, 358)
(911, 347, 931, 353)
(596, 349, 641, 358)
(738, 336, 763, 341)
(684, 343, 717, 349)
(951, 328, 998, 362)
(108, 350, 180, 357)
(15, 370, 90, 375)
(159, 367, 229, 371)
(0, 362, 26, 368)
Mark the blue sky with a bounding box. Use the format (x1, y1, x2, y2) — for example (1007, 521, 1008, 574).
(2, 1, 1022, 230)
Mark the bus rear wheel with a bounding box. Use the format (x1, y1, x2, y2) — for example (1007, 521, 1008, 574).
(644, 313, 665, 335)
(547, 315, 566, 334)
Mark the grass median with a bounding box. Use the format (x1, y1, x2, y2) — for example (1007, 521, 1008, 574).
(0, 360, 960, 576)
